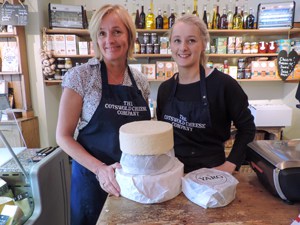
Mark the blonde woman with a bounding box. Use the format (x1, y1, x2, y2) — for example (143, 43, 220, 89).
(56, 4, 150, 225)
(156, 15, 255, 174)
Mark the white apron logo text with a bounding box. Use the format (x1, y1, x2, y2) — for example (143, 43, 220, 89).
(105, 101, 147, 116)
(164, 114, 206, 131)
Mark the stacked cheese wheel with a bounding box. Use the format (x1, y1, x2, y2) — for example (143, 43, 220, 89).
(116, 120, 183, 204)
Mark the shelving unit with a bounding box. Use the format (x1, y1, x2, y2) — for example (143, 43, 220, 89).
(0, 5, 40, 148)
(43, 27, 300, 85)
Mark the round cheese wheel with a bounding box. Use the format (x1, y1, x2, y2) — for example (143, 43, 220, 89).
(119, 120, 173, 155)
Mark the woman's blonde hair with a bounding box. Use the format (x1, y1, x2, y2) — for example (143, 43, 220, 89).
(169, 15, 210, 67)
(88, 4, 136, 61)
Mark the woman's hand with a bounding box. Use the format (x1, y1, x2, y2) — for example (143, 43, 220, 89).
(214, 161, 236, 174)
(96, 162, 122, 196)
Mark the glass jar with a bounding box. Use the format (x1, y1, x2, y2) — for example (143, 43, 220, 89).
(57, 58, 65, 69)
(64, 58, 72, 69)
(151, 33, 158, 44)
(143, 33, 150, 44)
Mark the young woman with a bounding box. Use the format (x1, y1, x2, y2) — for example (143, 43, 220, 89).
(56, 4, 150, 225)
(156, 15, 255, 174)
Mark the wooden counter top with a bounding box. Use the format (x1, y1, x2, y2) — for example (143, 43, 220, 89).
(97, 171, 300, 225)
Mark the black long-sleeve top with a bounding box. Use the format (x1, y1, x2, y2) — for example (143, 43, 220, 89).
(156, 68, 256, 172)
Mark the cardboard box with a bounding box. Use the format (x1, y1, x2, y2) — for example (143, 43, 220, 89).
(156, 61, 165, 80)
(53, 34, 66, 55)
(78, 41, 89, 55)
(249, 100, 292, 127)
(142, 64, 156, 79)
(216, 37, 227, 54)
(160, 37, 169, 54)
(65, 35, 78, 55)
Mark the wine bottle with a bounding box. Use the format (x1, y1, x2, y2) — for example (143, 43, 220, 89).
(192, 0, 199, 17)
(243, 0, 249, 29)
(233, 6, 243, 29)
(134, 32, 141, 54)
(227, 0, 234, 29)
(156, 9, 164, 29)
(220, 8, 228, 29)
(212, 5, 221, 29)
(168, 8, 176, 29)
(163, 10, 169, 29)
(203, 5, 208, 28)
(246, 8, 255, 29)
(135, 9, 140, 29)
(146, 7, 155, 29)
(139, 5, 146, 29)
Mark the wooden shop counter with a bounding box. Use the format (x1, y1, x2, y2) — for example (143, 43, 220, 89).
(97, 170, 300, 225)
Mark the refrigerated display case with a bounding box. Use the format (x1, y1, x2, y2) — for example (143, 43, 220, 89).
(0, 107, 71, 225)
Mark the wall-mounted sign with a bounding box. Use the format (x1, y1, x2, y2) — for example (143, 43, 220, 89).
(257, 1, 295, 29)
(0, 3, 28, 26)
(277, 50, 299, 81)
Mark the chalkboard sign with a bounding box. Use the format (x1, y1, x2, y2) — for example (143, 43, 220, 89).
(277, 50, 299, 81)
(0, 3, 28, 26)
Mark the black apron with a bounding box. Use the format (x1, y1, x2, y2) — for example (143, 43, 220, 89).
(160, 65, 219, 173)
(71, 61, 150, 225)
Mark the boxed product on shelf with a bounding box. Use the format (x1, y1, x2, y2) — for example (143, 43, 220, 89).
(235, 37, 243, 54)
(65, 35, 78, 55)
(156, 61, 165, 80)
(251, 60, 277, 79)
(159, 37, 169, 54)
(129, 64, 142, 73)
(155, 61, 178, 80)
(45, 34, 55, 54)
(53, 34, 66, 55)
(78, 41, 89, 55)
(216, 37, 227, 54)
(276, 39, 290, 52)
(227, 36, 235, 54)
(248, 100, 292, 127)
(142, 64, 156, 80)
(228, 66, 237, 79)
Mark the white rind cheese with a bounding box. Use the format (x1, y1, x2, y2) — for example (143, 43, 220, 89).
(119, 120, 173, 155)
(116, 158, 184, 204)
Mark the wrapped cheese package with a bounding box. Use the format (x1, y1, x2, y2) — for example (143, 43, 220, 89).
(182, 168, 239, 208)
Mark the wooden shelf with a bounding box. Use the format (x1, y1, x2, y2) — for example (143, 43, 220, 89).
(53, 54, 93, 58)
(44, 28, 89, 36)
(45, 28, 300, 37)
(209, 53, 278, 57)
(0, 72, 21, 75)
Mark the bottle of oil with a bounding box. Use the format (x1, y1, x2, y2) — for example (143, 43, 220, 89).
(146, 7, 155, 29)
(139, 5, 146, 29)
(233, 6, 243, 29)
(203, 4, 208, 28)
(135, 9, 140, 29)
(220, 8, 228, 29)
(227, 0, 234, 29)
(163, 10, 169, 29)
(192, 0, 199, 17)
(212, 5, 220, 29)
(134, 32, 141, 54)
(156, 9, 163, 29)
(168, 8, 176, 29)
(246, 8, 255, 29)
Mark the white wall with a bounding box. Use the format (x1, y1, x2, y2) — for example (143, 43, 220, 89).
(25, 0, 300, 147)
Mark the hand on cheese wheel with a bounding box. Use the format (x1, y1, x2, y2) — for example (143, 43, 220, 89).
(95, 162, 122, 196)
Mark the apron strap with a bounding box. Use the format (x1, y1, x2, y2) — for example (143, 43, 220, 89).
(172, 65, 208, 105)
(100, 60, 139, 89)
